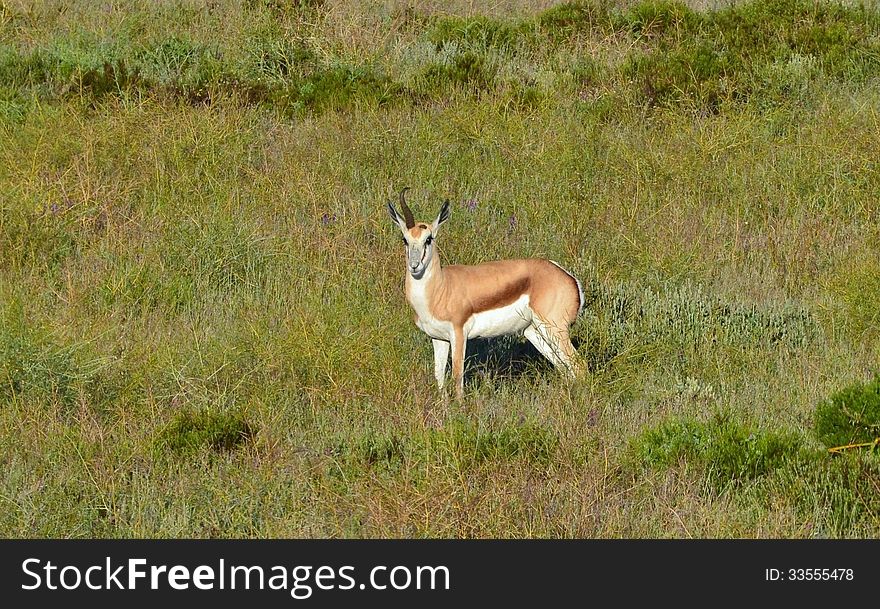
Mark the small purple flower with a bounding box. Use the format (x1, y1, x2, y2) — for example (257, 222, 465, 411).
(320, 212, 337, 225)
(508, 214, 518, 232)
(50, 203, 59, 214)
(464, 198, 478, 212)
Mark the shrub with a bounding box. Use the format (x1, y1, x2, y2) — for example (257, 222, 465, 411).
(634, 412, 880, 533)
(239, 36, 316, 81)
(136, 37, 223, 103)
(623, 41, 735, 111)
(246, 0, 325, 18)
(570, 56, 603, 86)
(0, 34, 399, 116)
(815, 378, 880, 450)
(155, 408, 255, 455)
(290, 64, 400, 113)
(622, 0, 702, 38)
(536, 0, 614, 40)
(632, 413, 803, 489)
(421, 51, 496, 91)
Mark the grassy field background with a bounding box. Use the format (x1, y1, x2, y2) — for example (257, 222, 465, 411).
(1, 0, 879, 537)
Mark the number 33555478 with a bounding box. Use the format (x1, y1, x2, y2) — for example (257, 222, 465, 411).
(766, 568, 853, 581)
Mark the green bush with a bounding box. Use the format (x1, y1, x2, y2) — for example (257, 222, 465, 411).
(3, 0, 877, 116)
(155, 408, 255, 455)
(623, 0, 702, 38)
(0, 34, 397, 115)
(815, 378, 880, 449)
(632, 413, 803, 489)
(247, 0, 325, 18)
(623, 41, 735, 111)
(136, 37, 221, 94)
(536, 0, 614, 40)
(241, 36, 315, 81)
(421, 51, 496, 91)
(290, 64, 400, 113)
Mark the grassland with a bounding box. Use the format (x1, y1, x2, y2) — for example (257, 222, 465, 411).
(0, 0, 879, 537)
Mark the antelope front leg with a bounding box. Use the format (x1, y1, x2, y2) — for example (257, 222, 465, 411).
(450, 327, 466, 399)
(432, 338, 450, 392)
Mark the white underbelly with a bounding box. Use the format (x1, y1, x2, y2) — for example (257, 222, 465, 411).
(466, 295, 532, 339)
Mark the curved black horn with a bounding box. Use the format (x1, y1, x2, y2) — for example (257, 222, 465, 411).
(399, 187, 415, 228)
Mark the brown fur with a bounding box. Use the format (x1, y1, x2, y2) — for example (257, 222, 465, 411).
(422, 258, 580, 329)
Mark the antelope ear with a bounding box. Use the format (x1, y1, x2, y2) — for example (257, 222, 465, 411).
(387, 201, 408, 234)
(433, 199, 450, 231)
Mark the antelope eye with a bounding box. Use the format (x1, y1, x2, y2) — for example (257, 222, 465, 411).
(401, 237, 408, 245)
(425, 235, 433, 246)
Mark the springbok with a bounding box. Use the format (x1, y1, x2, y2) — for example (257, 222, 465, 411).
(388, 188, 584, 398)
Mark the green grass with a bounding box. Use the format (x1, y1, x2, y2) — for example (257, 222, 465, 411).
(0, 0, 879, 538)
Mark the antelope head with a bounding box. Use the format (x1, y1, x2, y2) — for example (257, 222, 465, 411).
(387, 187, 450, 279)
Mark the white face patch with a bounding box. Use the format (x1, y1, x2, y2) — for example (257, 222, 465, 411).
(404, 229, 434, 278)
